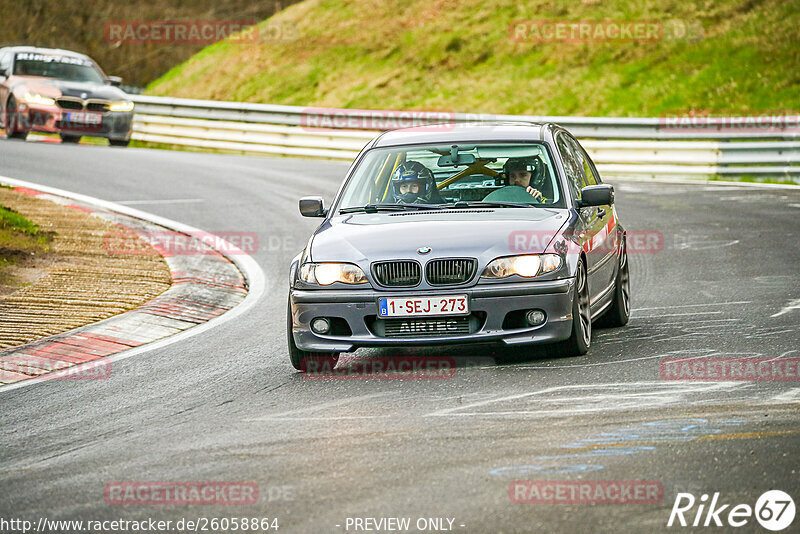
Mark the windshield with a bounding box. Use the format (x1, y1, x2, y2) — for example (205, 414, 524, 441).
(13, 53, 105, 83)
(336, 142, 564, 211)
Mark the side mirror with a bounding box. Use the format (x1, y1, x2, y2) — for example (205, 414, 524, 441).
(577, 184, 614, 208)
(0, 67, 8, 78)
(107, 75, 123, 86)
(299, 196, 326, 217)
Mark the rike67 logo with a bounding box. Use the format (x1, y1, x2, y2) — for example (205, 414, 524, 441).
(668, 490, 795, 531)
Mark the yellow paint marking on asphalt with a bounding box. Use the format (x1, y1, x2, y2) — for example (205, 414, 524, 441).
(562, 430, 800, 451)
(696, 429, 800, 441)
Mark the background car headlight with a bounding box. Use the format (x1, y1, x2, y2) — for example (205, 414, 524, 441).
(108, 100, 134, 112)
(481, 254, 563, 279)
(298, 262, 368, 285)
(23, 92, 55, 106)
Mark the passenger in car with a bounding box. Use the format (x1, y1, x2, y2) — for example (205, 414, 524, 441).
(390, 161, 446, 204)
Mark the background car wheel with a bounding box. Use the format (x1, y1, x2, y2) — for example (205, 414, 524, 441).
(5, 97, 29, 140)
(60, 134, 81, 144)
(597, 242, 631, 328)
(109, 139, 130, 147)
(287, 300, 339, 372)
(550, 260, 591, 357)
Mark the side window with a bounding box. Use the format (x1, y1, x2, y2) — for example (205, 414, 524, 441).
(572, 139, 603, 185)
(580, 148, 596, 186)
(556, 133, 587, 200)
(584, 152, 603, 185)
(566, 136, 598, 186)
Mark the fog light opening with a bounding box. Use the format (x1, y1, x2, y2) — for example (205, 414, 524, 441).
(311, 317, 331, 334)
(525, 310, 546, 327)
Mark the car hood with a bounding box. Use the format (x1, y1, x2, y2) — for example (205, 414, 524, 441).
(16, 77, 127, 100)
(310, 209, 570, 264)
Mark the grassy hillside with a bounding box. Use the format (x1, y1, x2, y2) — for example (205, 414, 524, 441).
(147, 0, 799, 116)
(0, 0, 299, 88)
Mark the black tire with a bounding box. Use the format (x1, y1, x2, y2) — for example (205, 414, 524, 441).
(287, 299, 339, 372)
(60, 134, 81, 144)
(5, 97, 28, 140)
(597, 243, 631, 328)
(551, 259, 591, 356)
(109, 139, 130, 147)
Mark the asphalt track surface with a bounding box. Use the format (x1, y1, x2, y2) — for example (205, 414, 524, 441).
(1, 140, 799, 533)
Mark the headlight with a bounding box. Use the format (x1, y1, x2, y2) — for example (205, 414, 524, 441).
(23, 92, 55, 106)
(298, 262, 368, 286)
(481, 254, 563, 279)
(108, 100, 134, 112)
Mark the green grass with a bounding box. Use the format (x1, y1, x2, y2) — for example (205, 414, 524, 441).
(0, 205, 53, 285)
(146, 0, 800, 117)
(0, 206, 40, 237)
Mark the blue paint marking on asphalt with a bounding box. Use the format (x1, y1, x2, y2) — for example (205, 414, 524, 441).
(534, 447, 656, 460)
(491, 418, 745, 476)
(489, 464, 605, 476)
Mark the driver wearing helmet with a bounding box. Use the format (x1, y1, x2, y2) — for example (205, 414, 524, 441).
(391, 161, 445, 204)
(503, 156, 551, 202)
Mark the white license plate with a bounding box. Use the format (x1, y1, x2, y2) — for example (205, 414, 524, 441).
(66, 112, 102, 124)
(378, 295, 469, 318)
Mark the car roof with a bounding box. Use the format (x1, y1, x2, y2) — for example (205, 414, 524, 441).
(1, 46, 90, 60)
(372, 122, 553, 148)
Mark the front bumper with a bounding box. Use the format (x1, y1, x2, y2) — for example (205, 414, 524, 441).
(16, 104, 133, 140)
(290, 278, 575, 352)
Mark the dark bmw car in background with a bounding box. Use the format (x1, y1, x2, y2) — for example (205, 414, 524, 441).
(288, 122, 631, 371)
(0, 46, 133, 145)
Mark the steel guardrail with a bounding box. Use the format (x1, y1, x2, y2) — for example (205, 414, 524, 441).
(129, 95, 800, 180)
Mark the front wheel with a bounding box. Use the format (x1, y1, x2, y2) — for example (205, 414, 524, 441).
(551, 260, 591, 357)
(287, 299, 339, 372)
(109, 139, 130, 147)
(60, 134, 81, 144)
(5, 97, 28, 140)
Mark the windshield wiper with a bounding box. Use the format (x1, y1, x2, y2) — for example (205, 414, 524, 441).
(339, 203, 446, 214)
(447, 201, 536, 209)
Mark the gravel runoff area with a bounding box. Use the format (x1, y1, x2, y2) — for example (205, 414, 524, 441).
(0, 182, 249, 386)
(0, 186, 172, 348)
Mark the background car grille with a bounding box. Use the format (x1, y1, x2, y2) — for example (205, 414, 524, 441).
(56, 98, 83, 110)
(382, 316, 471, 337)
(425, 258, 477, 286)
(86, 101, 110, 112)
(372, 261, 421, 287)
(55, 99, 110, 112)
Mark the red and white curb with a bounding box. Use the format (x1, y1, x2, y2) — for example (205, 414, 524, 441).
(0, 176, 266, 392)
